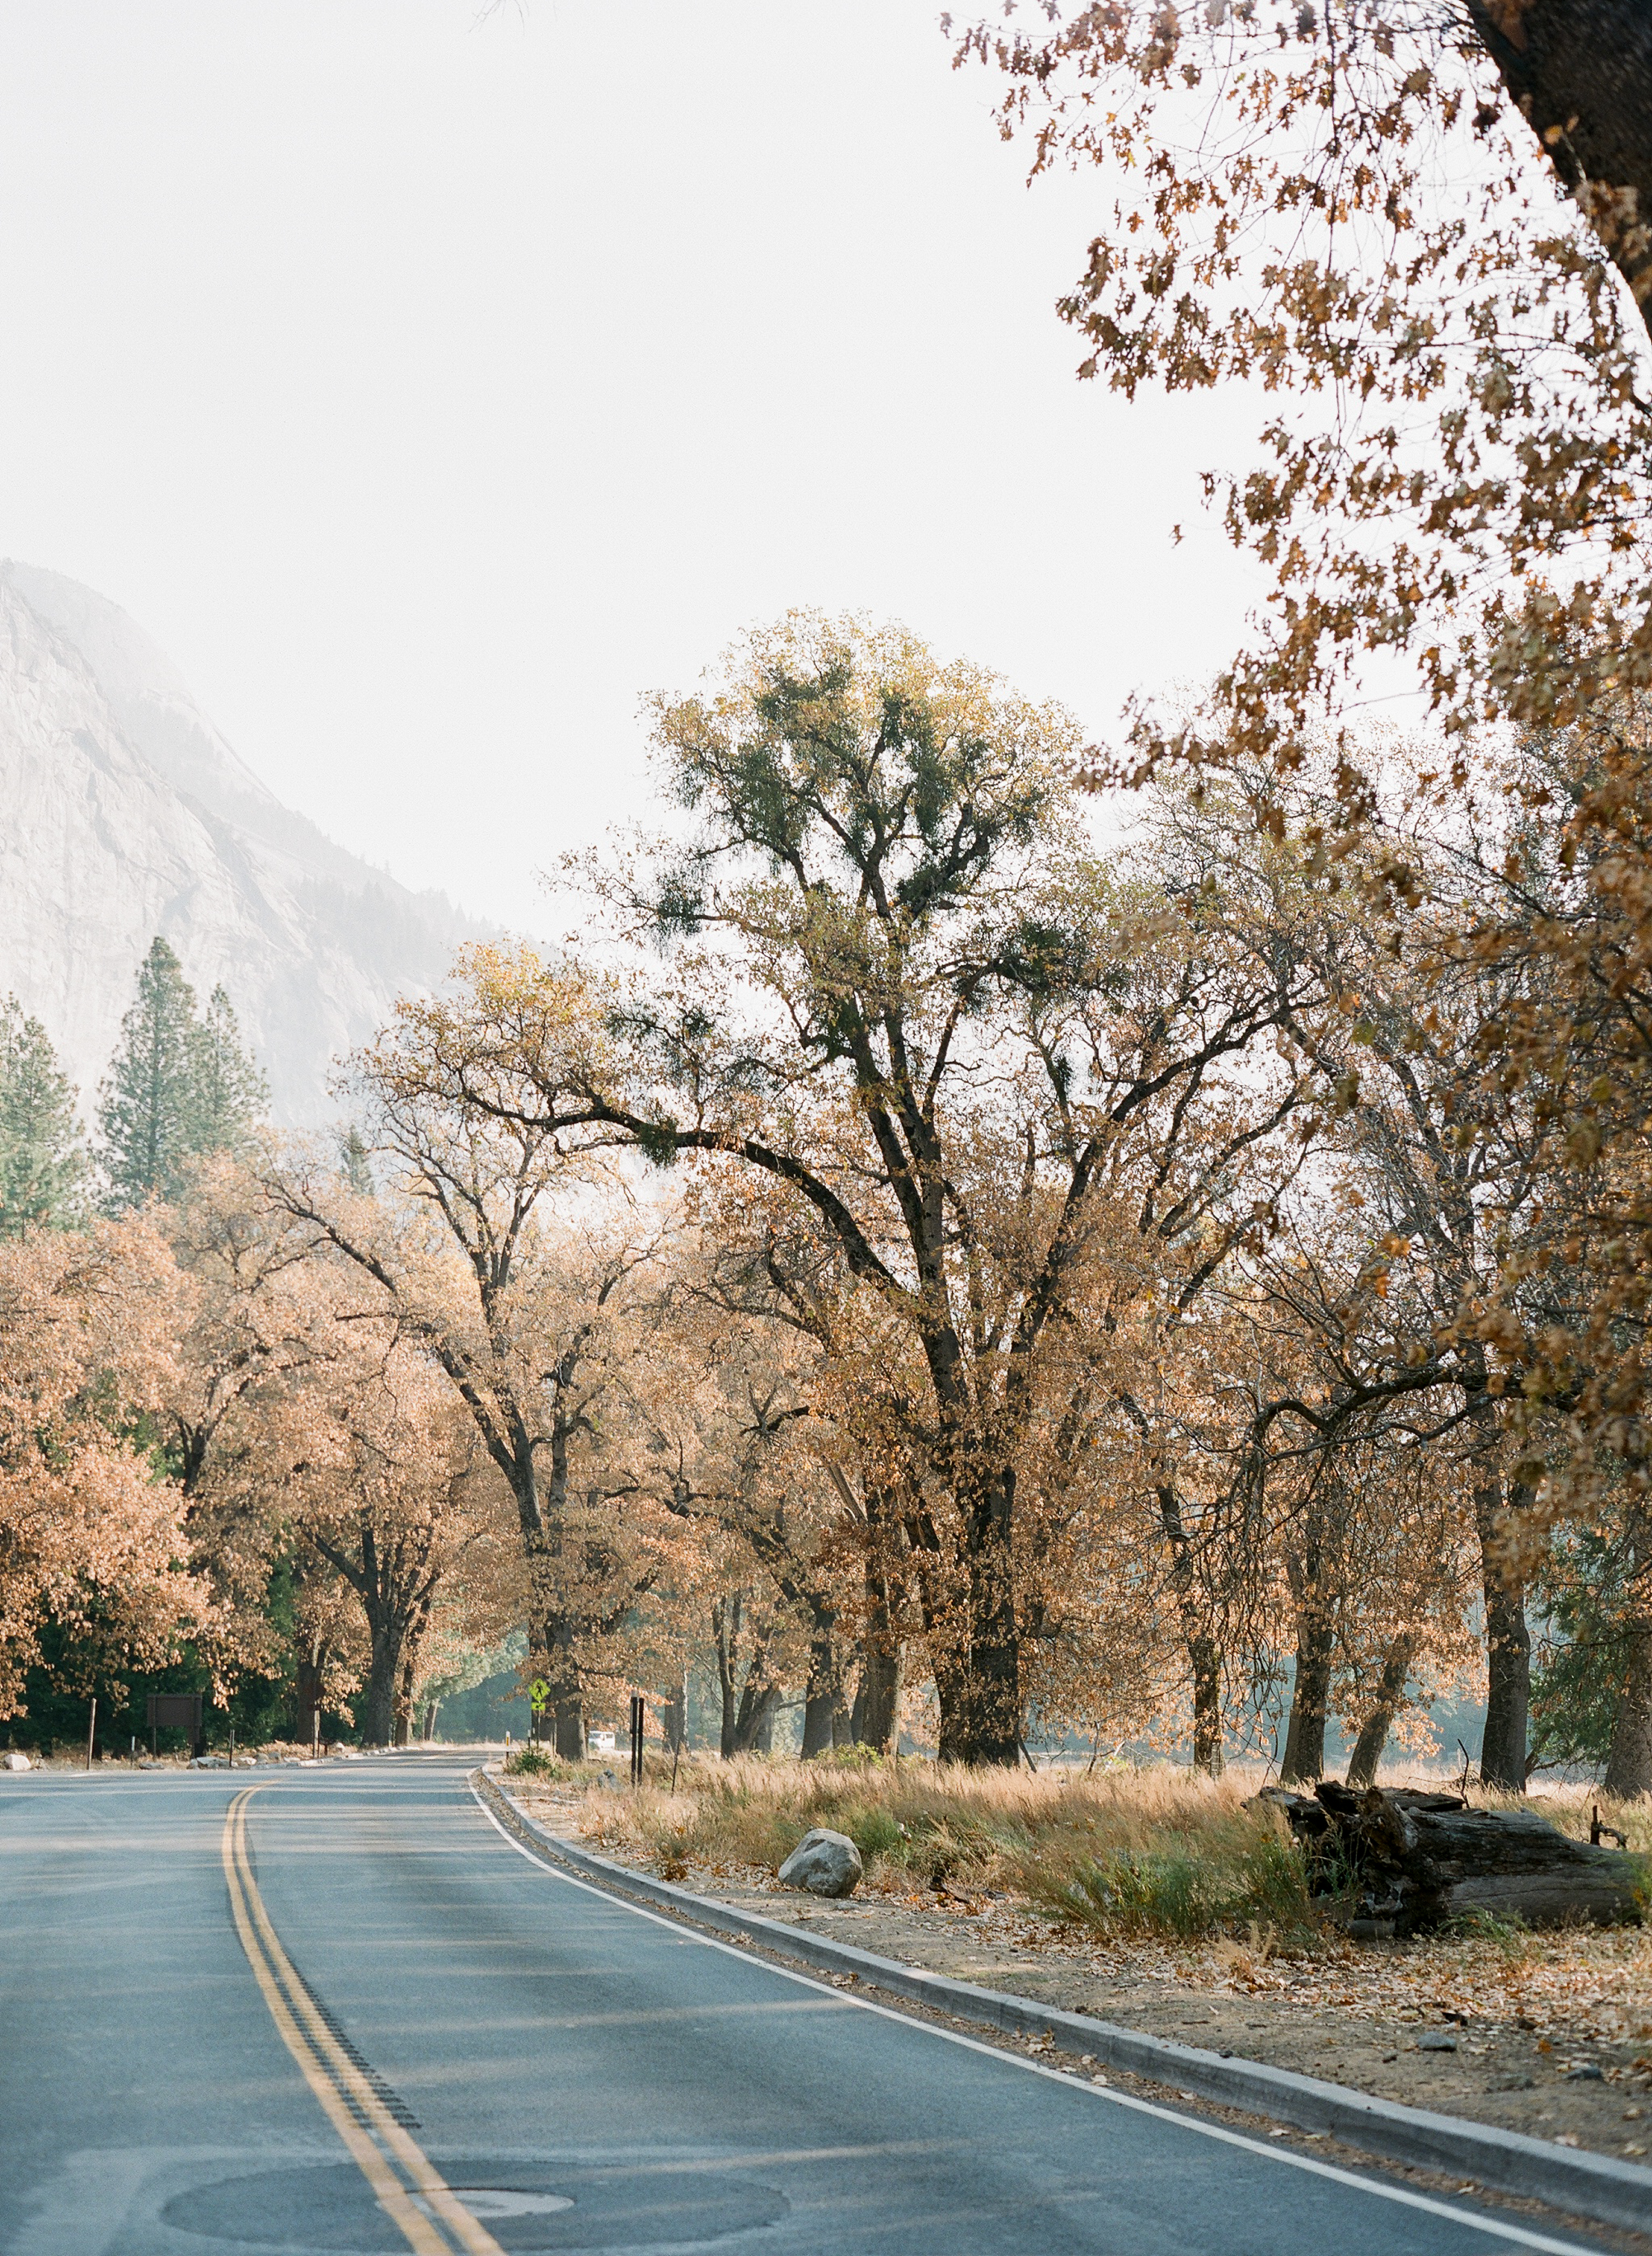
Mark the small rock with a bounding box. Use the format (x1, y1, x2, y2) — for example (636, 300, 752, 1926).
(778, 1828, 864, 1899)
(1565, 2064, 1605, 2082)
(1417, 2032, 1458, 2052)
(1492, 2074, 1536, 2091)
(3, 1750, 30, 1771)
(189, 1753, 228, 1769)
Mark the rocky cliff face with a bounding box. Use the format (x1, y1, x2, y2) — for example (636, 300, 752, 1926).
(0, 562, 481, 1126)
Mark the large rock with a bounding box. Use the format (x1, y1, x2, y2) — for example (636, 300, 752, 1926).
(3, 1750, 30, 1771)
(779, 1828, 863, 1898)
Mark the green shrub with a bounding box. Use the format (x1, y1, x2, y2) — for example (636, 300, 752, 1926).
(504, 1744, 569, 1781)
(1040, 1831, 1314, 1941)
(838, 1806, 905, 1864)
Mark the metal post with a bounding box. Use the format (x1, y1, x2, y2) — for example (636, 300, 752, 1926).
(85, 1697, 96, 1772)
(630, 1694, 644, 1787)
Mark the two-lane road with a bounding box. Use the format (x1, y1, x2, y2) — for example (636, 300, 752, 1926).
(0, 1756, 1615, 2254)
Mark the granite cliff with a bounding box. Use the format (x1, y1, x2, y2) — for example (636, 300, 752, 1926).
(0, 563, 480, 1125)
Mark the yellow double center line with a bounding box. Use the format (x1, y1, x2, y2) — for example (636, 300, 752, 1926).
(222, 1786, 506, 2256)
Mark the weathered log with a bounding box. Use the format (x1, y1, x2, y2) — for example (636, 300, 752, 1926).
(1253, 1781, 1646, 1936)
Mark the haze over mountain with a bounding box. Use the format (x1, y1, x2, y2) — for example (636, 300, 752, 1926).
(0, 562, 486, 1126)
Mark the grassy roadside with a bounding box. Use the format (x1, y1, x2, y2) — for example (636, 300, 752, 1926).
(502, 1747, 1652, 1947)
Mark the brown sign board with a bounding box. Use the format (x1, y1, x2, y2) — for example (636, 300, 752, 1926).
(146, 1694, 202, 1730)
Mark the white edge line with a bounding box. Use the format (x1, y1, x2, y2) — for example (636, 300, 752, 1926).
(465, 1782, 1609, 2256)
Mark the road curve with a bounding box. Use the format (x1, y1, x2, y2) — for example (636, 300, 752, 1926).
(0, 1754, 1618, 2255)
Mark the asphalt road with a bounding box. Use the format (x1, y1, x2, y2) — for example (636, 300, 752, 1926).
(0, 1754, 1620, 2256)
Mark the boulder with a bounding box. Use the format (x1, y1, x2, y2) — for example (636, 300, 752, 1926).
(779, 1828, 864, 1898)
(3, 1750, 30, 1771)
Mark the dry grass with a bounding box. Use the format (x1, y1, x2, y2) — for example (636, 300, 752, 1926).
(545, 1750, 1315, 1941)
(502, 1745, 1652, 1948)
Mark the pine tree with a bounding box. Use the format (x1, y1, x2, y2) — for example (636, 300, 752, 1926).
(0, 998, 88, 1234)
(189, 986, 268, 1157)
(98, 940, 266, 1210)
(340, 1126, 374, 1197)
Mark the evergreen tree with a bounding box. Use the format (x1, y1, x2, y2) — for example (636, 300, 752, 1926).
(98, 940, 266, 1209)
(189, 986, 268, 1156)
(0, 997, 88, 1234)
(340, 1126, 374, 1197)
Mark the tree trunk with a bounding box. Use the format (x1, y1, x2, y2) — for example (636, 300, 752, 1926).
(713, 1593, 741, 1759)
(1468, 0, 1652, 335)
(731, 1636, 782, 1755)
(1158, 1482, 1224, 1775)
(1346, 1634, 1415, 1790)
(1280, 1479, 1347, 1785)
(801, 1605, 842, 1758)
(1190, 1632, 1225, 1777)
(936, 1470, 1021, 1766)
(295, 1651, 324, 1748)
(1604, 1512, 1652, 1799)
(360, 1628, 401, 1747)
(1476, 1466, 1533, 1791)
(544, 1608, 583, 1756)
(393, 1645, 418, 1747)
(853, 1489, 902, 1753)
(421, 1700, 438, 1743)
(852, 1640, 900, 1752)
(553, 1696, 585, 1761)
(1280, 1617, 1335, 1785)
(663, 1674, 687, 1755)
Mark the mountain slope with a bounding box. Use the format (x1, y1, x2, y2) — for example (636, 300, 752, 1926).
(0, 563, 483, 1125)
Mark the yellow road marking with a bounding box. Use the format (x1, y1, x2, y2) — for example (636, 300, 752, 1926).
(222, 1786, 506, 2256)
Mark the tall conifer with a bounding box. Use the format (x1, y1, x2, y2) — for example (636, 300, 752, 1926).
(98, 939, 266, 1208)
(0, 998, 87, 1234)
(189, 986, 268, 1155)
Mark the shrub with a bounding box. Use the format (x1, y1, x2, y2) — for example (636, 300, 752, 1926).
(504, 1744, 569, 1781)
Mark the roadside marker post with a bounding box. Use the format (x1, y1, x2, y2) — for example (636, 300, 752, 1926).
(85, 1696, 96, 1771)
(628, 1694, 644, 1787)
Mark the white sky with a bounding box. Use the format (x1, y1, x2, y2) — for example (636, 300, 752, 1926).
(0, 0, 1267, 933)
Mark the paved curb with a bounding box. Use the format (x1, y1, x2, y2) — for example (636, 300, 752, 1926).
(472, 1768, 1652, 2238)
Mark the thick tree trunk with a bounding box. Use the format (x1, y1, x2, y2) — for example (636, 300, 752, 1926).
(1280, 1617, 1335, 1785)
(854, 1490, 902, 1753)
(1604, 1514, 1652, 1798)
(713, 1593, 741, 1759)
(851, 1640, 900, 1753)
(1158, 1482, 1224, 1775)
(393, 1647, 417, 1747)
(360, 1627, 401, 1747)
(801, 1610, 842, 1759)
(1476, 1470, 1533, 1791)
(1190, 1634, 1225, 1777)
(1346, 1634, 1415, 1790)
(553, 1696, 585, 1760)
(1280, 1480, 1347, 1785)
(1469, 0, 1652, 333)
(542, 1608, 584, 1756)
(935, 1470, 1021, 1767)
(294, 1651, 324, 1749)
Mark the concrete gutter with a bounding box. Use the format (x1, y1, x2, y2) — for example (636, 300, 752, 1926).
(473, 1768, 1652, 2238)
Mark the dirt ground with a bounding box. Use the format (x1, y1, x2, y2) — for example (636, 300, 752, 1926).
(511, 1777, 1652, 2170)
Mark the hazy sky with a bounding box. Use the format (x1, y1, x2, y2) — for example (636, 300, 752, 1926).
(0, 1, 1265, 932)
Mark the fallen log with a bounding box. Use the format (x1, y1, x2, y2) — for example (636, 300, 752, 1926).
(1254, 1780, 1647, 1937)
